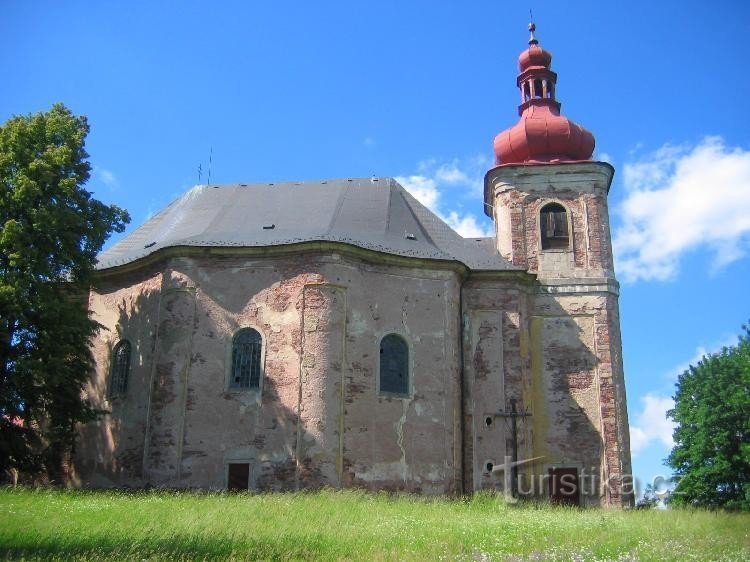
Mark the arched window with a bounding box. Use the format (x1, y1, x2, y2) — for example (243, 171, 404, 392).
(379, 334, 409, 396)
(231, 328, 262, 390)
(540, 203, 570, 250)
(109, 340, 131, 398)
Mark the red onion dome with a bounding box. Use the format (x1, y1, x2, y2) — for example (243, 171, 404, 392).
(493, 105, 595, 164)
(518, 44, 552, 72)
(492, 22, 596, 165)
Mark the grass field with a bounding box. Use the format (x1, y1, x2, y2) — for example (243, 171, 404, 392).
(0, 489, 748, 561)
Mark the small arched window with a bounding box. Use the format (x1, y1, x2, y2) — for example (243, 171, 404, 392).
(231, 328, 262, 390)
(379, 334, 409, 396)
(109, 340, 131, 398)
(540, 203, 570, 250)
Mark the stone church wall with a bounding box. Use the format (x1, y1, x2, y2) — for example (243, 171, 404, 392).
(527, 290, 632, 506)
(460, 276, 632, 506)
(75, 266, 163, 486)
(460, 278, 531, 494)
(76, 250, 463, 494)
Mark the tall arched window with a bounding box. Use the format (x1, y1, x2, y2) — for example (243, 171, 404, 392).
(379, 334, 409, 396)
(231, 328, 262, 390)
(540, 203, 570, 250)
(109, 340, 131, 398)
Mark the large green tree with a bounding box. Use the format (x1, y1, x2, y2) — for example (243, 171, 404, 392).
(667, 323, 750, 510)
(0, 104, 129, 480)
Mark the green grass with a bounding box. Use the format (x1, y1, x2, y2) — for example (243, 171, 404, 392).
(0, 489, 748, 561)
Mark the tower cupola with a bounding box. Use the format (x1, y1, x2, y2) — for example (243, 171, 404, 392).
(493, 23, 595, 165)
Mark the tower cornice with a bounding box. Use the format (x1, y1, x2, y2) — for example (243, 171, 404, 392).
(484, 161, 615, 217)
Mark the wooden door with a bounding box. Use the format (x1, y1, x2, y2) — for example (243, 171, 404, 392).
(227, 463, 250, 491)
(548, 467, 580, 506)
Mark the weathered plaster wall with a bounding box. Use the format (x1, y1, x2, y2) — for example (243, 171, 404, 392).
(461, 278, 532, 494)
(460, 278, 631, 507)
(78, 251, 462, 494)
(529, 291, 632, 506)
(76, 266, 163, 486)
(489, 162, 615, 279)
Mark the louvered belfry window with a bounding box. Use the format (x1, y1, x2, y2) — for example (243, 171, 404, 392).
(231, 328, 262, 389)
(379, 334, 409, 396)
(109, 340, 131, 397)
(540, 203, 570, 250)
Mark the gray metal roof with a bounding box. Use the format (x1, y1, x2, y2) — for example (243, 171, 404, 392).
(96, 178, 517, 272)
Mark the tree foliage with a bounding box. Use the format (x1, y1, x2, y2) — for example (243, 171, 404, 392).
(667, 323, 750, 510)
(0, 104, 129, 479)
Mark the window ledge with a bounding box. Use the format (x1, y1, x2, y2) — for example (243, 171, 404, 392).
(378, 391, 412, 400)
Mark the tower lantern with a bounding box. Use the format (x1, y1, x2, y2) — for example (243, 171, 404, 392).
(492, 22, 595, 168)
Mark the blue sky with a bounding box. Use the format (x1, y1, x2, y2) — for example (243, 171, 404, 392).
(3, 1, 749, 495)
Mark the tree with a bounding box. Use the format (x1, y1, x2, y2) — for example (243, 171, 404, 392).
(635, 483, 660, 509)
(667, 323, 750, 510)
(0, 104, 129, 480)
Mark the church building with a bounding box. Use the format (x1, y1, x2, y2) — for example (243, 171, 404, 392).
(76, 23, 634, 507)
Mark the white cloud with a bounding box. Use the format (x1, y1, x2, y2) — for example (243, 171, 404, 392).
(629, 393, 676, 456)
(435, 161, 470, 185)
(395, 156, 494, 238)
(613, 137, 750, 282)
(597, 152, 613, 164)
(444, 211, 493, 238)
(395, 175, 439, 210)
(95, 166, 119, 190)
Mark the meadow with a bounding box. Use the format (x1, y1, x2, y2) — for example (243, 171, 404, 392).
(0, 488, 748, 561)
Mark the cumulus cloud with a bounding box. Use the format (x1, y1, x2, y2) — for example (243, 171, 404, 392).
(395, 156, 494, 238)
(395, 175, 439, 210)
(629, 393, 676, 456)
(435, 162, 470, 185)
(443, 212, 492, 238)
(613, 137, 750, 282)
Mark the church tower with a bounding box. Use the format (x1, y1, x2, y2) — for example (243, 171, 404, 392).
(484, 23, 634, 506)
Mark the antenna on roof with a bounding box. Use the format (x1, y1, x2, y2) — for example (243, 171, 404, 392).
(207, 146, 213, 186)
(197, 163, 203, 184)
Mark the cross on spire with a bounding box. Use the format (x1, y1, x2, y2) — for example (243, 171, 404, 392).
(528, 21, 538, 46)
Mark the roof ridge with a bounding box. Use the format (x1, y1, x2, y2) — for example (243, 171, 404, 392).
(327, 180, 350, 235)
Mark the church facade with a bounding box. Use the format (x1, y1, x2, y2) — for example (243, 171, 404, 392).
(75, 24, 634, 507)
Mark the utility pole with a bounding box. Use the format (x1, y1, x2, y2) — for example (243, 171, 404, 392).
(496, 398, 531, 498)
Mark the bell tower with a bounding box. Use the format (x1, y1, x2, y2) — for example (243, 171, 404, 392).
(484, 23, 634, 506)
(486, 22, 615, 281)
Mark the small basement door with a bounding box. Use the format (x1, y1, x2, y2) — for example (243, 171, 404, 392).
(548, 467, 580, 506)
(227, 463, 251, 491)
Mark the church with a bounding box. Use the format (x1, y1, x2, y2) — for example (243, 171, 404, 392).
(75, 23, 634, 507)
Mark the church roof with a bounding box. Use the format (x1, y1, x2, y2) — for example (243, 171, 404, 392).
(96, 178, 517, 272)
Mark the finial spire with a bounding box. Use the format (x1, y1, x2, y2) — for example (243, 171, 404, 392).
(528, 21, 538, 46)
